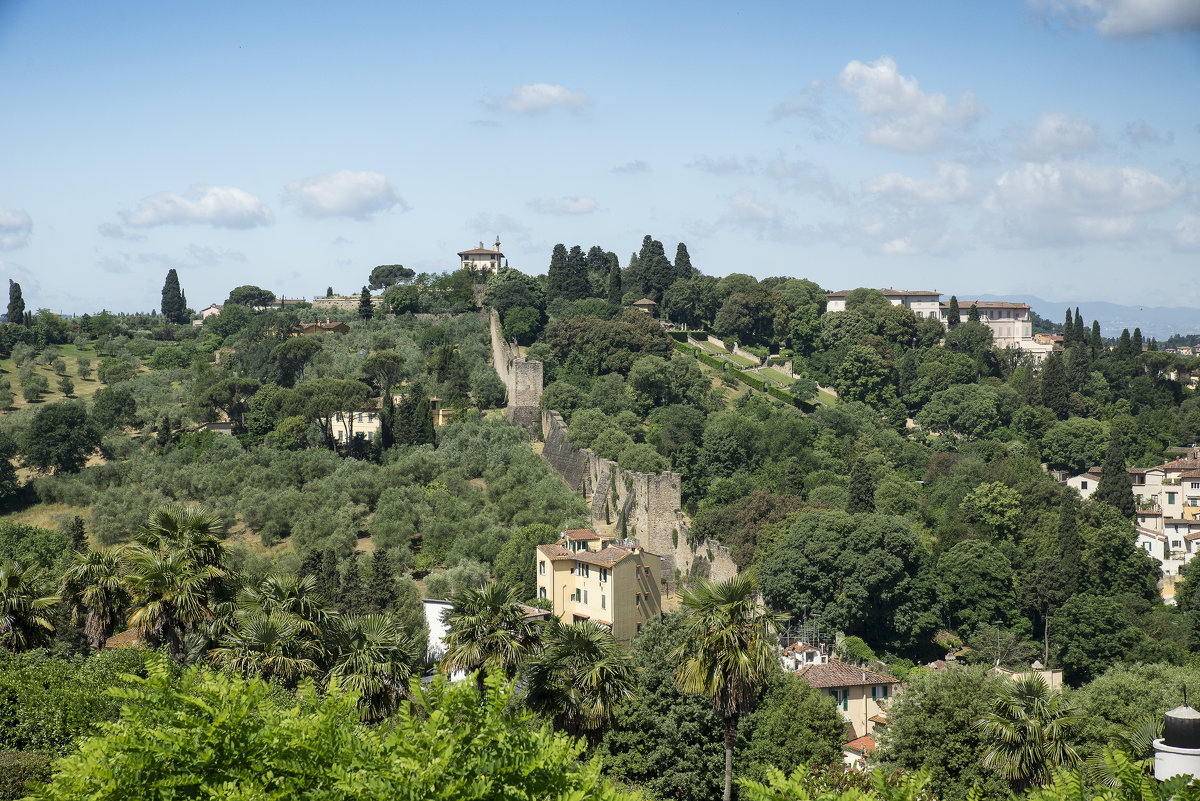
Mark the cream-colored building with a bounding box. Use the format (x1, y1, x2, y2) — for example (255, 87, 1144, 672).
(332, 395, 455, 444)
(536, 529, 663, 645)
(796, 659, 899, 742)
(826, 289, 944, 322)
(458, 239, 504, 274)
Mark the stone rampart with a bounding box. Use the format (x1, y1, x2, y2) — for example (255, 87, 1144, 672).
(540, 409, 737, 589)
(489, 309, 542, 434)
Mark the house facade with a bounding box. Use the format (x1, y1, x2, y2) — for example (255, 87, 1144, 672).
(458, 239, 504, 274)
(535, 529, 663, 645)
(826, 289, 943, 322)
(795, 659, 899, 744)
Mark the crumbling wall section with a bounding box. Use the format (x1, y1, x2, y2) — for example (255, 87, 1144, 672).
(489, 309, 542, 435)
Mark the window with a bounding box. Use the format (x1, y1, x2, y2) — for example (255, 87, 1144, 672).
(600, 567, 609, 582)
(1080, 481, 1088, 490)
(1192, 482, 1199, 490)
(539, 561, 545, 575)
(635, 593, 641, 608)
(539, 587, 547, 599)
(601, 594, 606, 609)
(635, 566, 642, 578)
(1169, 492, 1178, 504)
(872, 685, 889, 700)
(583, 589, 588, 604)
(573, 589, 582, 603)
(581, 564, 590, 578)
(637, 623, 643, 634)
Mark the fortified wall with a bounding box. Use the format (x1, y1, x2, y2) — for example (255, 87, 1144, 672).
(489, 309, 542, 434)
(541, 409, 738, 589)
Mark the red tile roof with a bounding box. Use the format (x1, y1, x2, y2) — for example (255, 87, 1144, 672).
(458, 246, 503, 256)
(563, 529, 601, 541)
(844, 735, 876, 755)
(536, 542, 637, 566)
(796, 660, 897, 688)
(828, 289, 939, 298)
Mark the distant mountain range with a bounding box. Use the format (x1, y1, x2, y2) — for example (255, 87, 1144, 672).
(971, 294, 1200, 342)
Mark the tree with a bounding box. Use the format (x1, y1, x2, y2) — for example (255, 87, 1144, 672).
(492, 523, 559, 601)
(59, 549, 128, 651)
(968, 303, 980, 323)
(546, 243, 569, 302)
(936, 540, 1015, 634)
(0, 432, 21, 505)
(1040, 353, 1070, 420)
(525, 619, 635, 746)
(366, 549, 394, 613)
(210, 609, 320, 687)
(340, 554, 366, 615)
(324, 613, 421, 721)
(562, 245, 590, 302)
(978, 674, 1083, 792)
(368, 264, 415, 290)
(440, 582, 540, 697)
(357, 286, 374, 320)
(272, 336, 323, 387)
(381, 283, 419, 314)
(160, 269, 188, 324)
(58, 375, 74, 396)
(671, 574, 786, 801)
(359, 350, 405, 393)
(21, 373, 48, 402)
(20, 400, 102, 474)
(0, 560, 58, 651)
(848, 457, 875, 513)
(737, 669, 846, 783)
(605, 252, 622, 306)
(199, 377, 261, 434)
(7, 280, 25, 325)
(225, 285, 275, 308)
(1095, 431, 1136, 518)
(1050, 594, 1142, 685)
(947, 296, 960, 328)
(674, 242, 696, 280)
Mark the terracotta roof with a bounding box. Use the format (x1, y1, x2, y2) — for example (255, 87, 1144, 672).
(104, 628, 147, 650)
(538, 543, 577, 562)
(844, 735, 876, 755)
(940, 300, 1030, 310)
(827, 289, 940, 298)
(1138, 510, 1163, 516)
(1162, 459, 1200, 471)
(563, 529, 601, 541)
(1181, 470, 1200, 479)
(869, 714, 889, 725)
(458, 246, 502, 256)
(518, 604, 551, 620)
(796, 660, 897, 688)
(632, 298, 657, 306)
(536, 542, 638, 567)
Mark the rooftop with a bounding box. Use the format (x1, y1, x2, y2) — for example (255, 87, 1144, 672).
(827, 289, 940, 298)
(563, 529, 602, 541)
(844, 735, 876, 755)
(537, 542, 640, 567)
(796, 659, 897, 688)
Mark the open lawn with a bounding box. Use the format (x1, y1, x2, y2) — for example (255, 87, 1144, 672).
(695, 339, 726, 356)
(0, 342, 108, 414)
(724, 352, 759, 369)
(758, 367, 795, 385)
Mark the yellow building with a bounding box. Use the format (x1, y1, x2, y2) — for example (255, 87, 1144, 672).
(536, 529, 663, 645)
(796, 659, 899, 746)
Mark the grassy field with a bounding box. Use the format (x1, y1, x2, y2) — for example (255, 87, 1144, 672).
(757, 367, 795, 385)
(0, 342, 108, 414)
(695, 339, 726, 355)
(724, 352, 759, 369)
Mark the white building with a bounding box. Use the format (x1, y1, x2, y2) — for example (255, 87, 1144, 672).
(458, 239, 504, 274)
(826, 289, 944, 322)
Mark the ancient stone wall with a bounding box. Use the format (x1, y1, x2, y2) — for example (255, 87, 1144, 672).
(540, 409, 737, 589)
(489, 309, 543, 434)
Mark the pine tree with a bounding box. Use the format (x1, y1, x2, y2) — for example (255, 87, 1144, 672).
(947, 296, 960, 328)
(357, 286, 374, 320)
(605, 253, 622, 306)
(968, 303, 980, 323)
(546, 244, 569, 302)
(1040, 352, 1069, 419)
(367, 548, 395, 613)
(160, 269, 187, 323)
(1095, 431, 1136, 518)
(847, 458, 875, 513)
(7, 280, 24, 325)
(341, 554, 366, 614)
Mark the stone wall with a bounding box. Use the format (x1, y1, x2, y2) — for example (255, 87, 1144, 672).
(489, 309, 543, 434)
(541, 409, 737, 589)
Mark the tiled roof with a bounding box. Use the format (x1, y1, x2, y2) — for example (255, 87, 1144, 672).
(1138, 510, 1163, 516)
(844, 735, 876, 755)
(869, 714, 889, 724)
(1181, 470, 1200, 479)
(939, 300, 1030, 310)
(458, 247, 502, 256)
(1162, 459, 1200, 471)
(828, 289, 939, 298)
(796, 660, 897, 688)
(536, 543, 637, 566)
(633, 298, 657, 306)
(563, 529, 601, 541)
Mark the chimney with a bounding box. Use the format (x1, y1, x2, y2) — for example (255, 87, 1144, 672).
(1154, 697, 1200, 781)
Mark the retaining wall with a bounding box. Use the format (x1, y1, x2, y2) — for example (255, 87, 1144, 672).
(489, 309, 542, 434)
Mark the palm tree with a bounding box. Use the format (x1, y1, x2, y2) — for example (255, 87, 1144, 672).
(440, 583, 541, 697)
(978, 673, 1083, 792)
(670, 574, 786, 801)
(136, 503, 228, 567)
(524, 618, 634, 746)
(210, 610, 320, 686)
(0, 560, 59, 652)
(239, 574, 331, 636)
(324, 613, 420, 721)
(59, 548, 128, 650)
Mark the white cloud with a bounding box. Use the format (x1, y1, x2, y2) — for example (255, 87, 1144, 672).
(0, 206, 32, 250)
(97, 222, 146, 241)
(284, 170, 405, 220)
(495, 83, 589, 114)
(612, 160, 650, 174)
(121, 186, 273, 229)
(1175, 214, 1200, 251)
(762, 157, 847, 203)
(837, 57, 984, 152)
(864, 163, 977, 205)
(983, 160, 1186, 246)
(688, 156, 754, 175)
(1020, 112, 1099, 158)
(717, 190, 816, 243)
(829, 206, 960, 257)
(1029, 0, 1200, 35)
(770, 80, 844, 140)
(527, 196, 597, 215)
(1123, 120, 1173, 148)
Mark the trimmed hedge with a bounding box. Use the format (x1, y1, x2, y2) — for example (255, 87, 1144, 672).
(668, 331, 689, 343)
(0, 751, 52, 800)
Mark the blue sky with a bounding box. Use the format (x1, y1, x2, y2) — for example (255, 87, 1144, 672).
(1, 0, 1197, 314)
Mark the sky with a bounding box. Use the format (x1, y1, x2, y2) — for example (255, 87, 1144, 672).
(0, 0, 1197, 315)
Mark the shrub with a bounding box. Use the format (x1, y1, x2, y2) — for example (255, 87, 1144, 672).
(0, 750, 52, 801)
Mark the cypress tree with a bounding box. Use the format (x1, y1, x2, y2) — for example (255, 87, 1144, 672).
(1095, 431, 1136, 518)
(156, 413, 172, 447)
(605, 252, 622, 306)
(357, 286, 374, 320)
(1063, 309, 1075, 344)
(443, 351, 470, 401)
(160, 269, 187, 323)
(1056, 494, 1083, 597)
(546, 244, 568, 302)
(319, 549, 340, 602)
(367, 548, 395, 613)
(967, 303, 980, 323)
(563, 245, 590, 301)
(378, 390, 396, 450)
(341, 554, 366, 614)
(414, 394, 435, 445)
(1116, 329, 1132, 360)
(1090, 320, 1102, 358)
(1040, 352, 1070, 419)
(326, 286, 334, 298)
(299, 549, 324, 587)
(67, 516, 88, 552)
(847, 458, 875, 513)
(1066, 345, 1090, 392)
(1132, 327, 1143, 353)
(1074, 308, 1084, 342)
(7, 280, 24, 325)
(947, 296, 960, 328)
(674, 242, 695, 281)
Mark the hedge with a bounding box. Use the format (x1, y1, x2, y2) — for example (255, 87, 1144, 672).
(0, 751, 52, 800)
(668, 331, 689, 343)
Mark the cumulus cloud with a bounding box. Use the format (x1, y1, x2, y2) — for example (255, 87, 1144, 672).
(612, 160, 650, 174)
(983, 160, 1186, 246)
(770, 80, 844, 140)
(828, 205, 961, 257)
(1019, 112, 1099, 159)
(1175, 214, 1200, 251)
(837, 56, 984, 152)
(716, 190, 817, 243)
(864, 163, 977, 205)
(762, 157, 847, 203)
(97, 222, 146, 242)
(494, 83, 589, 114)
(284, 170, 406, 220)
(527, 196, 597, 215)
(0, 206, 32, 250)
(121, 186, 273, 229)
(1028, 0, 1200, 35)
